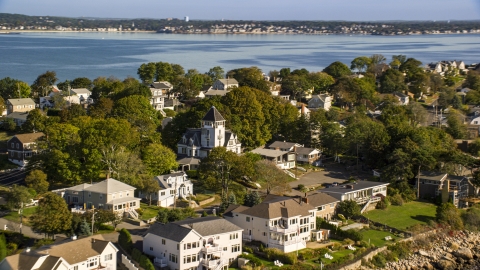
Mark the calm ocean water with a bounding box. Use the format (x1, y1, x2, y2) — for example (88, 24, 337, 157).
(1, 32, 480, 83)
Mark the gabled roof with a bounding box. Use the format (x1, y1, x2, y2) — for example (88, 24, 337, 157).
(251, 147, 289, 158)
(217, 78, 238, 85)
(322, 181, 389, 197)
(151, 81, 173, 89)
(5, 112, 29, 121)
(7, 98, 36, 106)
(84, 178, 135, 194)
(202, 106, 225, 122)
(308, 192, 339, 207)
(178, 128, 202, 147)
(154, 172, 187, 189)
(238, 195, 314, 219)
(147, 217, 242, 242)
(418, 171, 448, 182)
(9, 132, 45, 144)
(69, 88, 91, 95)
(0, 252, 46, 270)
(36, 235, 114, 265)
(295, 147, 320, 155)
(268, 141, 302, 150)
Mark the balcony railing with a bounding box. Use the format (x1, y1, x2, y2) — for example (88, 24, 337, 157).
(268, 238, 304, 246)
(355, 196, 381, 205)
(154, 257, 168, 267)
(201, 244, 223, 253)
(269, 226, 297, 234)
(201, 258, 221, 268)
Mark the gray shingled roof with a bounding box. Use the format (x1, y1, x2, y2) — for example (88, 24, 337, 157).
(268, 141, 300, 150)
(151, 81, 173, 89)
(202, 106, 225, 121)
(251, 147, 289, 158)
(218, 78, 238, 85)
(418, 171, 448, 182)
(10, 132, 45, 144)
(308, 192, 339, 207)
(322, 181, 389, 195)
(295, 147, 320, 155)
(84, 178, 135, 194)
(240, 195, 314, 219)
(5, 111, 29, 121)
(146, 222, 193, 242)
(174, 216, 243, 236)
(7, 98, 36, 106)
(154, 172, 186, 189)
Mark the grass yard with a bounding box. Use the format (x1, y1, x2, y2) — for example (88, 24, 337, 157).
(363, 201, 437, 231)
(3, 206, 38, 226)
(0, 153, 18, 170)
(315, 249, 355, 266)
(360, 229, 397, 247)
(140, 203, 160, 220)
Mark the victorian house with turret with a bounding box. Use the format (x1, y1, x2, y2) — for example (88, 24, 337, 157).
(177, 106, 242, 170)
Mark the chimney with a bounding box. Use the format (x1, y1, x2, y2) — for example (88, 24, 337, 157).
(92, 238, 96, 243)
(302, 197, 309, 204)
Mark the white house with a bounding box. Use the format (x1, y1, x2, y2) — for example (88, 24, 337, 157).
(250, 147, 296, 170)
(393, 92, 409, 105)
(139, 172, 193, 207)
(224, 195, 316, 253)
(212, 78, 238, 90)
(143, 216, 243, 270)
(177, 106, 242, 170)
(69, 88, 93, 104)
(470, 116, 480, 125)
(308, 94, 332, 111)
(6, 98, 36, 114)
(0, 235, 118, 270)
(321, 181, 389, 209)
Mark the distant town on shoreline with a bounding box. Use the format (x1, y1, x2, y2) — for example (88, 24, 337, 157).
(1, 13, 480, 35)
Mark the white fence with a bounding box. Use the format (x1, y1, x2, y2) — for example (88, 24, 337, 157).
(122, 254, 139, 270)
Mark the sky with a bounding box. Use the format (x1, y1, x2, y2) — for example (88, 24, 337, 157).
(0, 0, 479, 21)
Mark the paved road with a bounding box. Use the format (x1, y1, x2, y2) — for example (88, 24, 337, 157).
(0, 217, 45, 238)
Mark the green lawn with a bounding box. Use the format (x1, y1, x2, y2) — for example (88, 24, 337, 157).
(315, 249, 355, 266)
(360, 229, 397, 247)
(363, 201, 437, 231)
(3, 206, 38, 226)
(140, 203, 160, 220)
(0, 154, 17, 170)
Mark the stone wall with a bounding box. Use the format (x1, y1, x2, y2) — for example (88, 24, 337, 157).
(338, 246, 388, 270)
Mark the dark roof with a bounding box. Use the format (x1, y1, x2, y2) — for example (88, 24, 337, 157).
(155, 172, 187, 189)
(202, 106, 225, 122)
(176, 156, 201, 166)
(178, 128, 202, 147)
(151, 82, 172, 89)
(5, 111, 29, 121)
(146, 222, 193, 242)
(174, 216, 243, 236)
(164, 98, 182, 107)
(38, 256, 63, 270)
(448, 175, 467, 183)
(268, 141, 301, 150)
(418, 171, 448, 182)
(322, 181, 389, 195)
(147, 217, 242, 241)
(9, 132, 45, 144)
(308, 192, 339, 207)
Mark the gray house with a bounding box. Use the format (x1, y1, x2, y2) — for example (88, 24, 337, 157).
(308, 94, 332, 111)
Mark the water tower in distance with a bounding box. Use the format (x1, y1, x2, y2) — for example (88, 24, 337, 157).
(184, 16, 189, 22)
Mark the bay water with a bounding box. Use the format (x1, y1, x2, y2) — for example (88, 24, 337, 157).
(1, 32, 480, 83)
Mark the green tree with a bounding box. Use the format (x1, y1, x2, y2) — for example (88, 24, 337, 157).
(118, 228, 133, 253)
(254, 160, 292, 195)
(6, 185, 34, 210)
(22, 109, 48, 133)
(141, 178, 160, 206)
(227, 67, 269, 92)
(463, 72, 480, 91)
(137, 62, 157, 84)
(436, 202, 463, 230)
(350, 56, 372, 73)
(89, 97, 114, 118)
(307, 72, 335, 94)
(32, 71, 58, 96)
(323, 61, 351, 79)
(337, 200, 361, 219)
(206, 66, 225, 82)
(244, 191, 262, 207)
(30, 192, 73, 238)
(71, 77, 93, 89)
(142, 143, 178, 176)
(0, 234, 6, 261)
(25, 170, 49, 194)
(445, 110, 467, 139)
(0, 77, 32, 99)
(77, 218, 92, 236)
(379, 69, 407, 93)
(155, 62, 174, 82)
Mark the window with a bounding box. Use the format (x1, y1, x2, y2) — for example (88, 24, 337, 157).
(72, 197, 78, 203)
(10, 143, 14, 148)
(183, 254, 198, 264)
(88, 192, 91, 198)
(317, 206, 325, 211)
(231, 244, 240, 252)
(161, 191, 166, 196)
(169, 254, 178, 263)
(74, 266, 78, 270)
(105, 253, 113, 261)
(162, 239, 166, 245)
(99, 194, 103, 199)
(150, 247, 154, 251)
(112, 193, 116, 199)
(223, 247, 227, 251)
(330, 203, 335, 208)
(246, 217, 250, 222)
(230, 233, 238, 240)
(119, 192, 123, 198)
(177, 244, 179, 250)
(16, 143, 19, 149)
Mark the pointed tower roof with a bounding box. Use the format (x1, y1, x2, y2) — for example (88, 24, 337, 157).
(202, 106, 225, 122)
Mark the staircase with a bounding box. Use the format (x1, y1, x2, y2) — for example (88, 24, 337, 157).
(214, 259, 225, 270)
(159, 109, 167, 117)
(283, 170, 296, 179)
(360, 198, 373, 214)
(127, 208, 139, 220)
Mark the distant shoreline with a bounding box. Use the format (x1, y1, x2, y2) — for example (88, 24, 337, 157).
(0, 30, 480, 36)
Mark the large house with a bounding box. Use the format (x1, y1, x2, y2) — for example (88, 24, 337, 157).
(263, 141, 321, 165)
(417, 171, 469, 208)
(321, 181, 389, 213)
(212, 78, 238, 90)
(250, 147, 296, 170)
(308, 94, 332, 111)
(307, 192, 339, 220)
(139, 172, 194, 207)
(7, 132, 44, 166)
(0, 235, 118, 270)
(6, 98, 36, 114)
(224, 195, 317, 253)
(69, 88, 93, 104)
(143, 216, 243, 270)
(53, 178, 141, 219)
(177, 106, 242, 170)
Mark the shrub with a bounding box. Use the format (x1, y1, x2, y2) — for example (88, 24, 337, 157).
(298, 249, 315, 260)
(6, 242, 17, 256)
(297, 184, 306, 191)
(342, 238, 354, 245)
(239, 253, 263, 267)
(390, 194, 404, 206)
(186, 170, 198, 179)
(264, 248, 297, 264)
(132, 248, 142, 262)
(118, 228, 133, 254)
(376, 200, 387, 210)
(331, 242, 342, 251)
(342, 229, 363, 242)
(371, 253, 387, 268)
(243, 246, 254, 253)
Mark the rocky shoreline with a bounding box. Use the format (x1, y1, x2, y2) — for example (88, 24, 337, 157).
(383, 230, 480, 270)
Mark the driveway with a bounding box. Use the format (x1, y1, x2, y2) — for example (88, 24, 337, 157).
(287, 162, 372, 196)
